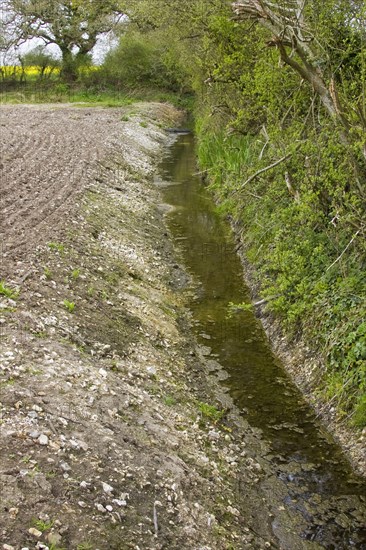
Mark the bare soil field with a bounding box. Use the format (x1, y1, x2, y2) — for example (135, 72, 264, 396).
(0, 103, 162, 280)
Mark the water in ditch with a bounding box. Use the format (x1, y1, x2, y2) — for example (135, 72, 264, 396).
(158, 132, 366, 549)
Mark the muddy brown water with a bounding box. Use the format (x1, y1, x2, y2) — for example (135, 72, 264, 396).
(159, 132, 366, 549)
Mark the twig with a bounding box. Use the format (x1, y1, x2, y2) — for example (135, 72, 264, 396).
(254, 295, 280, 307)
(153, 502, 159, 535)
(233, 150, 295, 195)
(326, 230, 360, 272)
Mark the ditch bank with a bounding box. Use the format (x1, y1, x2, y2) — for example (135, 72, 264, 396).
(228, 227, 366, 478)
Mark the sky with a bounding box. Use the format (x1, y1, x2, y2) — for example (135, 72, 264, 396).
(1, 30, 118, 65)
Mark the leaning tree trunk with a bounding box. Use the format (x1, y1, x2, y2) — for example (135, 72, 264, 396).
(231, 1, 366, 191)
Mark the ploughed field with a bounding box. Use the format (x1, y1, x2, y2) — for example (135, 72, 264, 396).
(0, 104, 139, 279)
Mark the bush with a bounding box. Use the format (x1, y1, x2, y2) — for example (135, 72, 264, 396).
(21, 46, 60, 80)
(101, 28, 189, 93)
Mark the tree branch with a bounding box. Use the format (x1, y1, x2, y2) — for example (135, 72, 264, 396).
(326, 231, 360, 272)
(233, 149, 296, 194)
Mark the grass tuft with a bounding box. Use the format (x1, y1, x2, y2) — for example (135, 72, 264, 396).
(0, 280, 19, 299)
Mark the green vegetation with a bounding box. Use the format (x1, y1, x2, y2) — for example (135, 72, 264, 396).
(48, 242, 65, 253)
(164, 395, 177, 407)
(32, 518, 54, 532)
(227, 302, 253, 317)
(113, 0, 364, 429)
(63, 299, 76, 313)
(71, 268, 81, 280)
(22, 45, 60, 79)
(0, 280, 19, 299)
(43, 266, 53, 280)
(197, 401, 225, 424)
(76, 542, 93, 550)
(4, 0, 119, 82)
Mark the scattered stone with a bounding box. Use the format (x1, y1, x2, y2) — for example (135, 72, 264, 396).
(102, 482, 114, 494)
(113, 499, 127, 507)
(227, 506, 240, 517)
(96, 504, 106, 513)
(208, 430, 220, 441)
(146, 366, 157, 377)
(3, 544, 15, 550)
(106, 505, 113, 512)
(38, 434, 49, 446)
(28, 527, 42, 538)
(8, 507, 19, 518)
(60, 462, 71, 472)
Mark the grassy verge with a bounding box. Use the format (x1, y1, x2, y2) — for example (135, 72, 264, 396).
(0, 81, 194, 110)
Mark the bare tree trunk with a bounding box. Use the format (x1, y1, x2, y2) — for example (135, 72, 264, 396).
(60, 48, 78, 83)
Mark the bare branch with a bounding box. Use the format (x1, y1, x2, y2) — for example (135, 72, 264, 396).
(326, 231, 361, 272)
(233, 149, 296, 194)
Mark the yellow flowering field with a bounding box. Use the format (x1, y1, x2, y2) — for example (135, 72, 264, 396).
(0, 65, 100, 78)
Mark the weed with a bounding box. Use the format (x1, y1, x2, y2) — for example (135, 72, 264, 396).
(105, 271, 121, 286)
(0, 378, 15, 388)
(139, 121, 148, 128)
(101, 289, 109, 301)
(77, 542, 94, 550)
(43, 266, 53, 280)
(63, 299, 76, 313)
(164, 396, 177, 406)
(121, 115, 129, 121)
(353, 395, 366, 429)
(27, 368, 42, 375)
(110, 359, 119, 372)
(0, 280, 19, 299)
(32, 518, 54, 532)
(87, 286, 95, 297)
(33, 331, 47, 339)
(75, 343, 86, 354)
(48, 242, 65, 253)
(197, 401, 224, 423)
(71, 268, 81, 280)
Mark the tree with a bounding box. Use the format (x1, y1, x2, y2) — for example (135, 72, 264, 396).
(21, 45, 60, 79)
(4, 0, 123, 81)
(231, 1, 366, 187)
